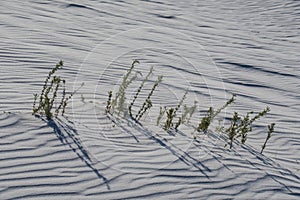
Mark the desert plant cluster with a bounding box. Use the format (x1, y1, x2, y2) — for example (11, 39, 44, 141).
(32, 60, 83, 120)
(105, 60, 276, 153)
(33, 60, 275, 154)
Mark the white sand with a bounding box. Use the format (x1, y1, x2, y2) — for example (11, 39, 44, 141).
(1, 0, 299, 199)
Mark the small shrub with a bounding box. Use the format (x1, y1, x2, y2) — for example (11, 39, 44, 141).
(33, 61, 82, 120)
(197, 94, 236, 132)
(61, 82, 84, 116)
(181, 100, 197, 124)
(129, 67, 153, 119)
(226, 112, 240, 148)
(111, 60, 139, 115)
(156, 106, 166, 126)
(32, 61, 83, 120)
(33, 61, 65, 120)
(261, 123, 275, 154)
(107, 61, 162, 122)
(163, 91, 187, 130)
(224, 107, 271, 148)
(135, 75, 163, 121)
(105, 91, 113, 114)
(237, 106, 270, 144)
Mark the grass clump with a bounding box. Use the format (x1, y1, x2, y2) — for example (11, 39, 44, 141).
(197, 94, 236, 133)
(33, 60, 82, 120)
(261, 123, 275, 154)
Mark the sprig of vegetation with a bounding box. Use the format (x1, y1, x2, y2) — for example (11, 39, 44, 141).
(164, 108, 176, 130)
(61, 82, 84, 116)
(156, 106, 166, 126)
(224, 107, 271, 148)
(182, 101, 197, 124)
(111, 60, 139, 114)
(261, 123, 275, 154)
(135, 75, 163, 121)
(197, 94, 236, 133)
(106, 61, 162, 122)
(226, 112, 240, 148)
(174, 100, 197, 130)
(236, 107, 271, 144)
(104, 60, 277, 155)
(33, 61, 64, 120)
(163, 91, 187, 130)
(33, 61, 82, 120)
(129, 67, 153, 119)
(105, 91, 113, 114)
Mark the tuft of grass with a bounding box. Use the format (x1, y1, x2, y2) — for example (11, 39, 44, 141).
(33, 61, 83, 120)
(197, 94, 236, 133)
(261, 123, 275, 154)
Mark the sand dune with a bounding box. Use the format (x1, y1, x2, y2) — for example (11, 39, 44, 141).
(1, 0, 300, 199)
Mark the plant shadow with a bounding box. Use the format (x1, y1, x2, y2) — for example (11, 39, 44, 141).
(108, 114, 211, 179)
(36, 115, 110, 190)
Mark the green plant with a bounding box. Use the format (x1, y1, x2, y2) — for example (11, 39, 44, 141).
(181, 101, 197, 124)
(164, 108, 176, 130)
(197, 94, 236, 132)
(135, 75, 163, 121)
(61, 82, 84, 116)
(236, 106, 270, 144)
(224, 107, 271, 148)
(163, 91, 187, 130)
(105, 91, 113, 114)
(33, 61, 65, 120)
(33, 61, 82, 120)
(111, 60, 139, 114)
(226, 112, 240, 149)
(129, 67, 153, 119)
(261, 123, 275, 154)
(215, 119, 225, 133)
(156, 106, 166, 126)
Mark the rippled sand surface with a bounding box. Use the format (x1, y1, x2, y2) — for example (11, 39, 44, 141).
(1, 1, 299, 199)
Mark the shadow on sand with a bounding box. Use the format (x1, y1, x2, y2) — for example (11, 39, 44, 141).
(36, 115, 110, 190)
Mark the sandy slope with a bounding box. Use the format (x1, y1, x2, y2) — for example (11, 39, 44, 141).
(1, 107, 299, 199)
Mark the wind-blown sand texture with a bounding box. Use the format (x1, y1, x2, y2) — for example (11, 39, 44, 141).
(1, 0, 300, 199)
